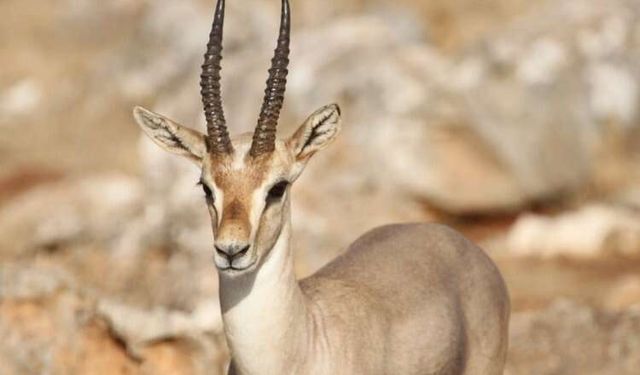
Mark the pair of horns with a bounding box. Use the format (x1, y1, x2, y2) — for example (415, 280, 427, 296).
(200, 0, 290, 157)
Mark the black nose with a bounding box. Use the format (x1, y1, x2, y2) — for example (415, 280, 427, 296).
(215, 244, 251, 261)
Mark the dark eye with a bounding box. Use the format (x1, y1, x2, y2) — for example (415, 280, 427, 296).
(267, 181, 288, 202)
(199, 181, 214, 202)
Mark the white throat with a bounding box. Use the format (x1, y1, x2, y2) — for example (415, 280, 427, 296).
(218, 221, 309, 374)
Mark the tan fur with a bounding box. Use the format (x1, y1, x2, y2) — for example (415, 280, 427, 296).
(133, 104, 510, 375)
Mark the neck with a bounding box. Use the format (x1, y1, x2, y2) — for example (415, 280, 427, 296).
(218, 220, 310, 374)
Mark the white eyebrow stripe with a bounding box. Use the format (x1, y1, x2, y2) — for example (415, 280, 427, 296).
(215, 188, 225, 227)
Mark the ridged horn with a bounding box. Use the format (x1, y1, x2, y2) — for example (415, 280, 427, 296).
(200, 0, 233, 154)
(250, 0, 291, 157)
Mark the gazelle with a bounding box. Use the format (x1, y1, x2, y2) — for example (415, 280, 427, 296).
(133, 0, 510, 374)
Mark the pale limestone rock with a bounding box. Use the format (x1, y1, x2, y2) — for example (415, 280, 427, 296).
(98, 299, 223, 347)
(507, 205, 640, 260)
(0, 174, 143, 256)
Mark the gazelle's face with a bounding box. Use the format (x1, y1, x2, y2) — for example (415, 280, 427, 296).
(200, 136, 297, 273)
(133, 104, 341, 275)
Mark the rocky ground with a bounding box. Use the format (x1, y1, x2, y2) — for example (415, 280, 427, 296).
(2, 0, 640, 373)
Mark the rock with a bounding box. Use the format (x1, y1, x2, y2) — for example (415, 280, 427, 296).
(97, 299, 223, 347)
(507, 300, 640, 375)
(282, 0, 640, 214)
(137, 136, 212, 255)
(0, 264, 71, 300)
(507, 204, 640, 260)
(0, 262, 227, 375)
(97, 298, 227, 374)
(0, 79, 43, 120)
(0, 174, 143, 258)
(0, 169, 219, 319)
(0, 264, 137, 375)
(610, 185, 640, 210)
(139, 338, 228, 375)
(607, 276, 640, 310)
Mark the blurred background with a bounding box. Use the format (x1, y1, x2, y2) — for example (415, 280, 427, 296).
(1, 0, 640, 373)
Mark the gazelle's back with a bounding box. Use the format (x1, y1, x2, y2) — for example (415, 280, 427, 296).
(301, 223, 510, 375)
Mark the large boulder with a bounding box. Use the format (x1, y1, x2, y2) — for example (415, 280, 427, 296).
(507, 300, 640, 375)
(507, 204, 640, 260)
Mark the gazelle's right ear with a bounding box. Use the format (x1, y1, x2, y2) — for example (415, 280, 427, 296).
(133, 106, 207, 164)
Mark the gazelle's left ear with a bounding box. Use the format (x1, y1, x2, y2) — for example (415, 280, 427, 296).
(133, 106, 207, 164)
(287, 104, 342, 163)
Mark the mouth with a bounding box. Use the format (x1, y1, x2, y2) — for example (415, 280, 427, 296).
(217, 259, 257, 273)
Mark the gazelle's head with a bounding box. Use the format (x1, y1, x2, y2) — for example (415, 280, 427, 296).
(133, 0, 341, 276)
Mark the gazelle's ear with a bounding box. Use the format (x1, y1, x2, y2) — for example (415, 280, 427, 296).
(287, 104, 342, 163)
(133, 106, 207, 164)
